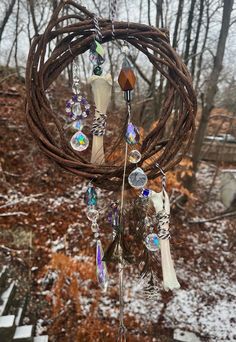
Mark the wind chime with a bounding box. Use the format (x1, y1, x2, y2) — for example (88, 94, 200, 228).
(25, 0, 197, 339)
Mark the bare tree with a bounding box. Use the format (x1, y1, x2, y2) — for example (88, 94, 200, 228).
(172, 0, 184, 49)
(183, 0, 197, 64)
(192, 0, 234, 174)
(0, 0, 17, 42)
(190, 0, 204, 78)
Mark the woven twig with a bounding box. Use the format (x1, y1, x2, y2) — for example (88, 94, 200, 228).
(25, 0, 197, 191)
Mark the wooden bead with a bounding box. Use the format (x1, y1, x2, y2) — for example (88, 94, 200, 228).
(118, 68, 136, 91)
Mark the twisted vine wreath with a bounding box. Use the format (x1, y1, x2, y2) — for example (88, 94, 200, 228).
(25, 0, 197, 191)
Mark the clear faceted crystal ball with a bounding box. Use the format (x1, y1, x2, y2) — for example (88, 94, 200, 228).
(128, 167, 148, 189)
(86, 208, 99, 222)
(70, 131, 89, 151)
(145, 233, 159, 251)
(129, 149, 141, 163)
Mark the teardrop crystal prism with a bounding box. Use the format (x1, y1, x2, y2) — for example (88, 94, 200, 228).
(70, 131, 89, 151)
(125, 123, 140, 145)
(96, 240, 108, 292)
(145, 233, 159, 251)
(128, 167, 148, 189)
(72, 120, 84, 131)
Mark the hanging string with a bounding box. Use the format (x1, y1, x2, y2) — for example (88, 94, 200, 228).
(93, 14, 103, 42)
(117, 102, 131, 341)
(155, 163, 166, 211)
(110, 0, 118, 39)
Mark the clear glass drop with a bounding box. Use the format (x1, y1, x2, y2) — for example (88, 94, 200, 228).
(96, 240, 108, 292)
(70, 131, 89, 151)
(145, 233, 159, 251)
(128, 167, 148, 189)
(129, 150, 141, 163)
(71, 102, 81, 116)
(72, 120, 84, 131)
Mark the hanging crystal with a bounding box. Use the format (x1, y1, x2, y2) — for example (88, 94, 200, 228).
(96, 239, 108, 291)
(128, 167, 148, 189)
(140, 188, 151, 198)
(86, 207, 99, 221)
(108, 202, 120, 228)
(71, 102, 81, 116)
(125, 123, 140, 145)
(70, 131, 89, 151)
(129, 149, 141, 163)
(145, 233, 160, 251)
(85, 184, 97, 206)
(72, 120, 84, 131)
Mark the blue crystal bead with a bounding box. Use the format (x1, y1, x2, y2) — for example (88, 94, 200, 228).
(145, 233, 159, 251)
(96, 240, 108, 291)
(141, 188, 151, 198)
(125, 123, 140, 145)
(85, 185, 97, 206)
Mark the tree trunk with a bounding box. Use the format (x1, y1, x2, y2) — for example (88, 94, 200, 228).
(192, 0, 234, 174)
(172, 0, 184, 49)
(190, 0, 204, 78)
(195, 0, 210, 92)
(184, 0, 196, 64)
(0, 0, 16, 42)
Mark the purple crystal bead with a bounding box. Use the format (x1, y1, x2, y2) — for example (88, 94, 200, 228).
(81, 97, 87, 105)
(108, 202, 120, 227)
(96, 240, 108, 291)
(125, 123, 140, 145)
(66, 100, 71, 108)
(72, 94, 78, 102)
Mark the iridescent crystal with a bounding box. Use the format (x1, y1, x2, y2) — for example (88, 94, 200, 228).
(85, 185, 97, 206)
(72, 120, 84, 131)
(145, 233, 159, 251)
(96, 240, 108, 291)
(125, 123, 140, 145)
(129, 149, 141, 163)
(70, 131, 89, 151)
(128, 167, 148, 189)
